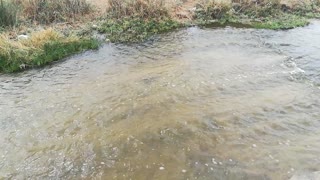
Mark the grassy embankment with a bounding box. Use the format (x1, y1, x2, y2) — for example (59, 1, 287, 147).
(195, 0, 320, 29)
(0, 0, 99, 73)
(1, 0, 320, 73)
(99, 0, 320, 43)
(98, 0, 182, 43)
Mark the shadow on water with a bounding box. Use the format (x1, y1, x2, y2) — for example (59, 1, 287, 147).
(199, 21, 253, 29)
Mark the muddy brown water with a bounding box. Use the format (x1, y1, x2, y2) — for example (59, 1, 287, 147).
(1, 21, 320, 180)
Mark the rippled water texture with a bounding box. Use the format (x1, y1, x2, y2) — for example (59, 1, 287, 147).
(1, 21, 320, 180)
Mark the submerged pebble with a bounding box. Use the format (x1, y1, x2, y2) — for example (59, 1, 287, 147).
(252, 144, 257, 148)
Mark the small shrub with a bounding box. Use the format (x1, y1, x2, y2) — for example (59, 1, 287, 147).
(19, 0, 92, 24)
(107, 0, 170, 19)
(195, 0, 232, 20)
(21, 28, 62, 48)
(0, 0, 19, 27)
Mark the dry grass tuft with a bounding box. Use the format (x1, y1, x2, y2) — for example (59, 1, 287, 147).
(0, 34, 27, 55)
(17, 0, 92, 24)
(0, 29, 81, 61)
(22, 29, 63, 48)
(107, 0, 170, 19)
(0, 28, 99, 72)
(197, 0, 231, 19)
(0, 29, 65, 58)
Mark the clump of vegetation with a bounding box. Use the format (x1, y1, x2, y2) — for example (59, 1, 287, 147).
(0, 29, 99, 73)
(0, 0, 99, 73)
(99, 17, 180, 43)
(18, 0, 92, 24)
(99, 0, 181, 43)
(291, 0, 320, 18)
(0, 0, 19, 27)
(195, 0, 232, 20)
(240, 0, 282, 18)
(194, 0, 314, 30)
(253, 14, 308, 30)
(108, 0, 169, 19)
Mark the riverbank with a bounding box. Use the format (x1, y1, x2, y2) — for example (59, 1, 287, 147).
(0, 0, 319, 73)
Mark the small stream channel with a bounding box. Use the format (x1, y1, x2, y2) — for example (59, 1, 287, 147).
(1, 21, 320, 179)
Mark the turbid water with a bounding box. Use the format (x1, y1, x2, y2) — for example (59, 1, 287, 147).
(1, 21, 320, 180)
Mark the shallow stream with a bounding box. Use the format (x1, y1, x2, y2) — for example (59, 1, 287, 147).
(1, 21, 320, 179)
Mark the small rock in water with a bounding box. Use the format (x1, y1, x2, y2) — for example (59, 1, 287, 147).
(252, 144, 257, 148)
(101, 162, 105, 165)
(269, 155, 274, 160)
(159, 167, 165, 170)
(212, 158, 217, 164)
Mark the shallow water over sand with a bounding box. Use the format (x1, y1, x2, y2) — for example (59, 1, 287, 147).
(1, 21, 320, 179)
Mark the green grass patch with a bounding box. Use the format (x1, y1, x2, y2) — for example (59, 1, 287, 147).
(194, 0, 317, 30)
(304, 12, 320, 18)
(196, 13, 309, 30)
(195, 10, 310, 30)
(98, 17, 181, 43)
(253, 14, 309, 30)
(0, 36, 99, 73)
